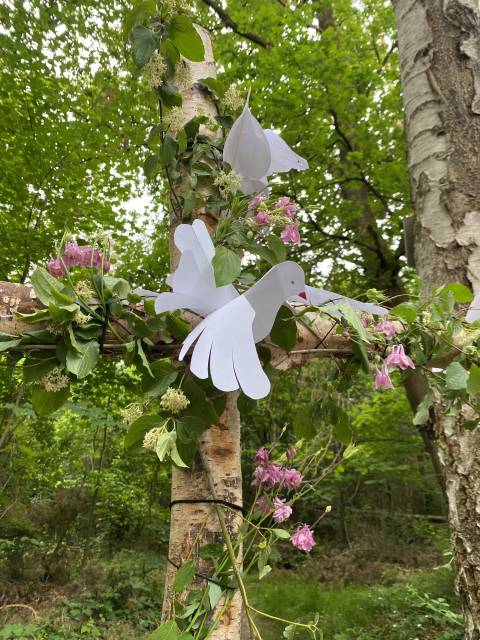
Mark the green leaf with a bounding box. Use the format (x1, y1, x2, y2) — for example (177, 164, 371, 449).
(168, 16, 205, 62)
(123, 0, 156, 41)
(173, 560, 196, 593)
(125, 415, 163, 450)
(66, 341, 99, 379)
(198, 77, 225, 98)
(0, 337, 22, 352)
(182, 379, 219, 426)
(438, 283, 473, 303)
(165, 313, 190, 340)
(413, 392, 433, 426)
(160, 134, 178, 166)
(198, 543, 224, 561)
(23, 356, 58, 383)
(390, 302, 417, 323)
(130, 25, 160, 68)
(127, 312, 152, 338)
(259, 564, 272, 580)
(32, 385, 69, 416)
(15, 309, 51, 324)
(332, 303, 370, 343)
(445, 362, 469, 390)
(272, 528, 291, 539)
(208, 582, 223, 609)
(142, 359, 179, 397)
(143, 154, 158, 178)
(270, 305, 297, 351)
(351, 337, 370, 373)
(265, 235, 287, 264)
(146, 620, 179, 640)
(467, 363, 480, 396)
(212, 246, 241, 287)
(158, 84, 182, 108)
(30, 267, 64, 306)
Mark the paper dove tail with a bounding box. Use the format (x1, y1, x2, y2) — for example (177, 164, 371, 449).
(303, 285, 388, 316)
(263, 130, 308, 174)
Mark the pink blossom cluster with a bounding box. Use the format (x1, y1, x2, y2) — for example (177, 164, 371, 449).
(248, 194, 301, 245)
(252, 447, 316, 553)
(373, 343, 415, 390)
(48, 242, 110, 278)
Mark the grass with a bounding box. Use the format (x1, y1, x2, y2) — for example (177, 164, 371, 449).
(248, 568, 463, 640)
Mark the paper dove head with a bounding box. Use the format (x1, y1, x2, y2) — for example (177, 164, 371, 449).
(223, 104, 308, 195)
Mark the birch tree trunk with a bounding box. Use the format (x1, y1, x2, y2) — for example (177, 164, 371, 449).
(394, 1, 480, 635)
(161, 26, 244, 639)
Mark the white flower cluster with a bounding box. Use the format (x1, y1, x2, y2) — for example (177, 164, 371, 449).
(174, 61, 192, 88)
(159, 387, 190, 414)
(163, 0, 191, 18)
(144, 51, 167, 91)
(41, 368, 69, 392)
(213, 170, 242, 196)
(223, 86, 244, 111)
(73, 310, 90, 325)
(163, 106, 184, 132)
(143, 427, 163, 451)
(121, 403, 144, 425)
(75, 280, 95, 299)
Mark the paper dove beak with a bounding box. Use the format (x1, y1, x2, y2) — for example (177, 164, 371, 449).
(298, 291, 307, 300)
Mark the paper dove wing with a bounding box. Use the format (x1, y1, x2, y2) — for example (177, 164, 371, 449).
(300, 285, 388, 316)
(155, 220, 238, 317)
(223, 105, 271, 181)
(264, 130, 309, 174)
(466, 294, 480, 323)
(179, 296, 271, 400)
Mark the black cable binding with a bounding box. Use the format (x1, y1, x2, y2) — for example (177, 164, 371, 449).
(169, 498, 245, 515)
(167, 557, 236, 590)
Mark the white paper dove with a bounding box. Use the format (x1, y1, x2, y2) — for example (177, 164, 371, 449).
(223, 104, 308, 195)
(151, 221, 387, 399)
(155, 221, 305, 399)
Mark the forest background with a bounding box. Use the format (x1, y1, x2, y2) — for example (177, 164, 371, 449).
(0, 0, 465, 638)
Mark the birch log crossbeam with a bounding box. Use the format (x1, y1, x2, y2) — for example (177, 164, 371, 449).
(0, 281, 354, 368)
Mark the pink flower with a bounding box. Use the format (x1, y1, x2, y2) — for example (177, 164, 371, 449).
(273, 498, 292, 523)
(291, 524, 315, 552)
(102, 258, 111, 274)
(373, 364, 394, 390)
(281, 468, 303, 492)
(47, 258, 67, 278)
(286, 446, 297, 462)
(360, 313, 372, 328)
(384, 344, 415, 371)
(276, 197, 298, 219)
(63, 241, 81, 267)
(255, 496, 270, 516)
(374, 319, 396, 339)
(252, 464, 283, 490)
(255, 211, 270, 225)
(280, 223, 301, 245)
(249, 193, 265, 208)
(78, 246, 94, 267)
(255, 447, 269, 466)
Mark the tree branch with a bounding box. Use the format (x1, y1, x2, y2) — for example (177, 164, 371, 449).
(200, 0, 271, 48)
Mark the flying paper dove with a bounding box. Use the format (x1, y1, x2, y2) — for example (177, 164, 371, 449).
(223, 104, 308, 195)
(152, 220, 387, 399)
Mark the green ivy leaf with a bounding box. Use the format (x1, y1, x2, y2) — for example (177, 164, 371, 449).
(413, 391, 433, 426)
(168, 16, 205, 62)
(173, 560, 196, 593)
(32, 385, 70, 416)
(130, 25, 160, 68)
(467, 363, 480, 396)
(66, 341, 99, 379)
(125, 415, 163, 450)
(270, 305, 297, 351)
(31, 267, 64, 306)
(146, 620, 179, 640)
(143, 154, 158, 179)
(212, 246, 241, 287)
(445, 362, 469, 390)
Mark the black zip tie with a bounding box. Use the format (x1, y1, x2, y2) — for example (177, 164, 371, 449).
(167, 557, 237, 590)
(170, 498, 245, 516)
(99, 304, 110, 354)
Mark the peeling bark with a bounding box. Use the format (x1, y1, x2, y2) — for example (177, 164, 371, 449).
(395, 1, 480, 636)
(394, 0, 480, 295)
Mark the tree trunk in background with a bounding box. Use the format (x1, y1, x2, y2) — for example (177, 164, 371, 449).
(161, 27, 244, 639)
(394, 1, 480, 635)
